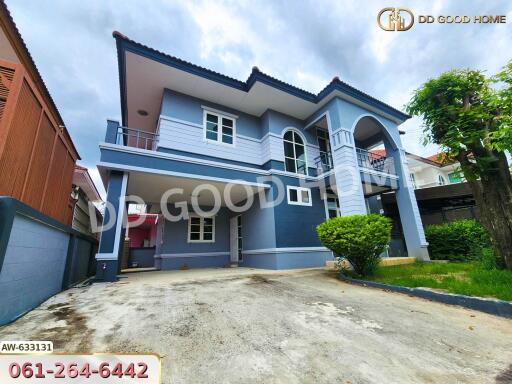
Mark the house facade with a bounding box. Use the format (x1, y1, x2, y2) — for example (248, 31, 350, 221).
(407, 152, 463, 189)
(95, 32, 429, 281)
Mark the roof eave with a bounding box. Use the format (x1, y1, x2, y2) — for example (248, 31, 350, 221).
(113, 31, 410, 125)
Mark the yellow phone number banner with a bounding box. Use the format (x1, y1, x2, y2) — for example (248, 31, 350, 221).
(0, 354, 161, 383)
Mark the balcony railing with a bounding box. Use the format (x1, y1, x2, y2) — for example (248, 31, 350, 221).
(116, 127, 159, 150)
(315, 148, 395, 176)
(314, 152, 333, 176)
(356, 148, 394, 174)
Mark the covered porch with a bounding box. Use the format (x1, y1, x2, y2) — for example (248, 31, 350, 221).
(95, 167, 270, 279)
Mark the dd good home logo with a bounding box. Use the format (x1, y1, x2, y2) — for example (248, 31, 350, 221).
(377, 7, 414, 31)
(378, 7, 507, 31)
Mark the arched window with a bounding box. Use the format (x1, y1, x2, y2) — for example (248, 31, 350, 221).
(283, 130, 307, 175)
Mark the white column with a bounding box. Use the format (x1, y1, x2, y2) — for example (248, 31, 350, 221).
(329, 128, 367, 215)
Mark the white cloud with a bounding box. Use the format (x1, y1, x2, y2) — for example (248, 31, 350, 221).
(5, 0, 512, 168)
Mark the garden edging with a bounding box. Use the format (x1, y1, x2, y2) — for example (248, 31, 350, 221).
(339, 275, 512, 319)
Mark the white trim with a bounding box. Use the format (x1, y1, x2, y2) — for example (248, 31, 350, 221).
(95, 252, 118, 261)
(243, 247, 330, 255)
(304, 110, 331, 131)
(111, 172, 128, 260)
(98, 143, 320, 181)
(203, 109, 236, 147)
(187, 215, 216, 243)
(201, 105, 239, 119)
(360, 168, 400, 180)
(286, 185, 312, 206)
(159, 252, 229, 258)
(97, 161, 270, 189)
(99, 143, 399, 183)
(101, 142, 266, 175)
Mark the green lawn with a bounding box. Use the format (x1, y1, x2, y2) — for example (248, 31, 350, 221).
(357, 262, 512, 301)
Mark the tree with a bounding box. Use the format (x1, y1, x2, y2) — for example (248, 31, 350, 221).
(406, 64, 512, 269)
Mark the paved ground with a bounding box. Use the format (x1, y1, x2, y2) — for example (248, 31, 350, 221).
(1, 268, 511, 383)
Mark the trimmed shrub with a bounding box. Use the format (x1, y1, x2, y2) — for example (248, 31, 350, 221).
(424, 219, 492, 262)
(317, 214, 392, 276)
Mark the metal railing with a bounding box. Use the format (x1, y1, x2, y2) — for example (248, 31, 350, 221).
(356, 148, 394, 174)
(314, 152, 333, 175)
(116, 127, 159, 150)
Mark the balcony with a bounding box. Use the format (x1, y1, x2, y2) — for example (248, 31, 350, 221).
(315, 148, 396, 176)
(115, 126, 159, 151)
(314, 152, 333, 176)
(356, 148, 395, 175)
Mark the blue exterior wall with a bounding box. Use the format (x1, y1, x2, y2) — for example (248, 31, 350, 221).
(276, 251, 331, 269)
(160, 254, 230, 269)
(241, 189, 277, 251)
(273, 176, 326, 248)
(160, 89, 262, 139)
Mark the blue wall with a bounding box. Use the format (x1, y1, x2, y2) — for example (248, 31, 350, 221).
(241, 189, 276, 251)
(272, 175, 326, 248)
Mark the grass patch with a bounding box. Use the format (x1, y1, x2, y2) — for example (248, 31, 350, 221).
(346, 262, 512, 301)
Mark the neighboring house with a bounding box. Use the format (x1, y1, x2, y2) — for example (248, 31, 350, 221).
(71, 165, 103, 237)
(407, 152, 463, 189)
(0, 1, 79, 224)
(407, 152, 477, 225)
(95, 31, 429, 281)
(0, 2, 97, 326)
(369, 150, 477, 229)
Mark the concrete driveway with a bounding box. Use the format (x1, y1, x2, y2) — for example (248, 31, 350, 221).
(1, 268, 511, 383)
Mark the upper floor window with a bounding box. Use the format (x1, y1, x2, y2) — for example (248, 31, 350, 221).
(204, 111, 235, 145)
(283, 130, 307, 175)
(438, 174, 446, 186)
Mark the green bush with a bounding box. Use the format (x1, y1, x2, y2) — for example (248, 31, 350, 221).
(424, 219, 491, 262)
(317, 214, 392, 276)
(475, 247, 503, 270)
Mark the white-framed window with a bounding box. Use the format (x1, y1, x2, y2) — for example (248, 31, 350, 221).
(287, 186, 312, 206)
(188, 216, 215, 243)
(438, 174, 446, 186)
(324, 190, 340, 219)
(283, 129, 307, 175)
(203, 109, 236, 145)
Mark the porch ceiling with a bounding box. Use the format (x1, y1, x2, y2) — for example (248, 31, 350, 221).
(126, 171, 264, 207)
(361, 181, 396, 197)
(354, 117, 383, 143)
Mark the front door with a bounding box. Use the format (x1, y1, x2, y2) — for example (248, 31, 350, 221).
(230, 215, 242, 263)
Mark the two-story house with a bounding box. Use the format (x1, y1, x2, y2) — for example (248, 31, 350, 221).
(95, 32, 429, 281)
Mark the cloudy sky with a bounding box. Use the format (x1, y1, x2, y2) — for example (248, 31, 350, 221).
(6, 0, 512, 198)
